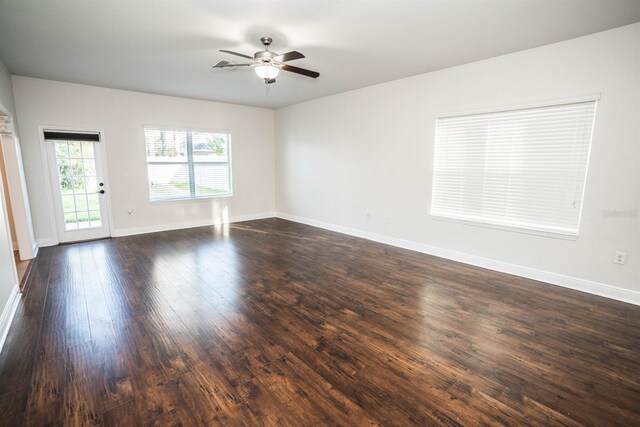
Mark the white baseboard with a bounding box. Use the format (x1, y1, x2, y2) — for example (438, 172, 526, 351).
(0, 284, 20, 355)
(36, 237, 57, 247)
(31, 241, 39, 259)
(275, 212, 640, 306)
(228, 212, 277, 223)
(112, 211, 276, 238)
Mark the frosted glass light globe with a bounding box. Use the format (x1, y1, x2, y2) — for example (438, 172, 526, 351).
(255, 65, 280, 79)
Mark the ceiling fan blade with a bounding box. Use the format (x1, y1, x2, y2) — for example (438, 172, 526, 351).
(220, 49, 254, 60)
(273, 51, 305, 62)
(281, 64, 320, 78)
(212, 60, 252, 68)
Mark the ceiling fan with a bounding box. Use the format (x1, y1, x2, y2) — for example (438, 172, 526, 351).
(213, 37, 320, 85)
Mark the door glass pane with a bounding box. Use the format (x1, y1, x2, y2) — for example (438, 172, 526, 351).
(64, 213, 78, 229)
(83, 159, 96, 176)
(68, 142, 82, 158)
(86, 177, 98, 193)
(72, 178, 86, 193)
(61, 195, 76, 213)
(87, 194, 100, 210)
(58, 159, 71, 177)
(55, 142, 69, 158)
(89, 211, 102, 228)
(75, 194, 88, 211)
(54, 140, 103, 231)
(81, 141, 94, 158)
(70, 159, 83, 176)
(77, 211, 90, 229)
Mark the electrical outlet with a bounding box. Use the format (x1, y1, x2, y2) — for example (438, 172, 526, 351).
(386, 215, 392, 224)
(614, 251, 627, 265)
(366, 212, 371, 220)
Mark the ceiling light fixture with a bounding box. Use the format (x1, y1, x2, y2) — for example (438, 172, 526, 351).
(254, 64, 280, 80)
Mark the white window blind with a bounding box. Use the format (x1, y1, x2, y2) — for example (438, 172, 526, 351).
(145, 128, 232, 201)
(431, 100, 597, 237)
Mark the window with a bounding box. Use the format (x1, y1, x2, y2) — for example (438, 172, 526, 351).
(431, 99, 597, 238)
(145, 128, 232, 201)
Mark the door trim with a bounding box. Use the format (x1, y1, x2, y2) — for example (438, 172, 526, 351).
(38, 125, 114, 245)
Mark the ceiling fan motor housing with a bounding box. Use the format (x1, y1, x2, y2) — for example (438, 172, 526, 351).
(254, 51, 276, 60)
(255, 36, 277, 62)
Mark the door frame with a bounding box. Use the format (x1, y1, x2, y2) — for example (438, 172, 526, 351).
(38, 125, 115, 245)
(0, 104, 19, 291)
(0, 131, 38, 259)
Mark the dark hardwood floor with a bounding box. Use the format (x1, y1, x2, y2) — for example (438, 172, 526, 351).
(0, 218, 639, 426)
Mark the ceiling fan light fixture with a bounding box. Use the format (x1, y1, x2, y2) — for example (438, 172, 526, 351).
(255, 64, 280, 79)
(215, 37, 319, 83)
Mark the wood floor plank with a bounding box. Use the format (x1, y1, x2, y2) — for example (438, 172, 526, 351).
(0, 386, 30, 425)
(0, 218, 639, 425)
(102, 399, 144, 427)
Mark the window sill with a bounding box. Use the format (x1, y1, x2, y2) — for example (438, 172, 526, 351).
(430, 214, 579, 241)
(150, 193, 234, 204)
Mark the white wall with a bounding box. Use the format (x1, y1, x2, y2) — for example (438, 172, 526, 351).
(276, 23, 640, 296)
(12, 77, 276, 244)
(0, 60, 16, 120)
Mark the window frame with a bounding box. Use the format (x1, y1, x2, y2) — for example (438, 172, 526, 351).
(143, 126, 233, 203)
(430, 95, 599, 240)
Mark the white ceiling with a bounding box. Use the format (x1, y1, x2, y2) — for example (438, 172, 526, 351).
(1, 0, 639, 109)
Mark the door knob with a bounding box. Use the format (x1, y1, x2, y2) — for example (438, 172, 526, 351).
(98, 190, 105, 194)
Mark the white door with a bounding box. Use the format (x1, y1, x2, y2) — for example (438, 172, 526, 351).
(46, 136, 111, 243)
